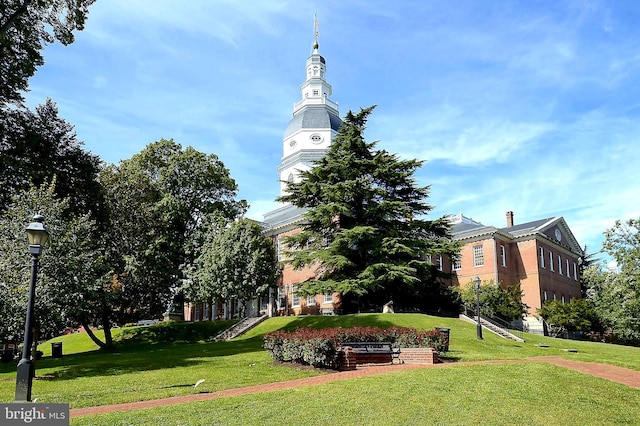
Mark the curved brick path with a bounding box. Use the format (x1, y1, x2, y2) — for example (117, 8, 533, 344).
(70, 357, 640, 418)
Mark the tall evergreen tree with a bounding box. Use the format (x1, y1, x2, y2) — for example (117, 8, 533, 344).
(278, 106, 459, 311)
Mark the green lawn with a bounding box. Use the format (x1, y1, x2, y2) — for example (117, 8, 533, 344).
(71, 363, 640, 426)
(1, 314, 639, 425)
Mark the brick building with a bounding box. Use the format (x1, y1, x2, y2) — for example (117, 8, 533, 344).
(185, 37, 584, 328)
(442, 211, 583, 333)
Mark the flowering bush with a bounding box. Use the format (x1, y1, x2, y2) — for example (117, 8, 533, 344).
(263, 326, 447, 369)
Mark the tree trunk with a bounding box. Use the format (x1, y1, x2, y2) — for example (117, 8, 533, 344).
(0, 0, 31, 37)
(81, 321, 108, 349)
(101, 310, 113, 347)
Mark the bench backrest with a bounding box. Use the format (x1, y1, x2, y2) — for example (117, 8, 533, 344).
(342, 342, 394, 353)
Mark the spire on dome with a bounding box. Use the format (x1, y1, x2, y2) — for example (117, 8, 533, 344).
(313, 14, 319, 53)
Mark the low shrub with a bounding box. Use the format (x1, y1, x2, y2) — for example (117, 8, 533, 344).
(263, 326, 447, 369)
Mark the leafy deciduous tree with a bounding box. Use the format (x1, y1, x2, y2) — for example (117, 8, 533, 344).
(89, 139, 245, 343)
(537, 298, 601, 338)
(0, 182, 107, 352)
(594, 218, 640, 343)
(1, 0, 95, 106)
(454, 280, 528, 321)
(0, 99, 103, 218)
(187, 217, 279, 316)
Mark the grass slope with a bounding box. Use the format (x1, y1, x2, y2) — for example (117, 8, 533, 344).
(72, 363, 640, 426)
(0, 314, 638, 425)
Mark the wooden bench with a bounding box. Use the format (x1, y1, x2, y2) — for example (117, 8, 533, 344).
(342, 342, 401, 365)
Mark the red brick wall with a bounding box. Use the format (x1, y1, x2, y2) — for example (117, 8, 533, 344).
(397, 347, 438, 364)
(445, 235, 581, 316)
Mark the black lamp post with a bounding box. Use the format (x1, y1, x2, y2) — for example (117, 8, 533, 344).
(473, 276, 483, 340)
(15, 215, 49, 402)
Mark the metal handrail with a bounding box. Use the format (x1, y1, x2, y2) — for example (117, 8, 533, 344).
(462, 305, 526, 341)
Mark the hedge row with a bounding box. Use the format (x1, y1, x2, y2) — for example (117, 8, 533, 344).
(263, 326, 446, 369)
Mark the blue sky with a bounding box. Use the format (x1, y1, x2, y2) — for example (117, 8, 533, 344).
(25, 0, 640, 259)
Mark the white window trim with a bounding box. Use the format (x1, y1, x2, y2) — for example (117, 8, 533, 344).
(452, 256, 462, 271)
(277, 287, 286, 311)
(539, 247, 545, 268)
(558, 255, 562, 275)
(500, 245, 506, 267)
(306, 295, 316, 306)
(549, 251, 554, 272)
(291, 286, 300, 308)
(323, 293, 333, 304)
(473, 245, 484, 267)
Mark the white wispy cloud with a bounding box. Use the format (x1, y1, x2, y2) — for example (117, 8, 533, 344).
(22, 0, 640, 258)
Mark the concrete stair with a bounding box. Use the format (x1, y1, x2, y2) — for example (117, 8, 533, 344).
(211, 315, 268, 342)
(460, 314, 525, 342)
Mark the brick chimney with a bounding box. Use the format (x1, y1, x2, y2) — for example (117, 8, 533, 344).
(506, 211, 514, 228)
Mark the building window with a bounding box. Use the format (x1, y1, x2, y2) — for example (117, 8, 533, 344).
(473, 245, 484, 267)
(539, 247, 545, 268)
(323, 293, 333, 304)
(566, 259, 570, 277)
(543, 290, 548, 301)
(436, 255, 443, 271)
(292, 286, 300, 308)
(307, 295, 316, 306)
(549, 251, 554, 271)
(558, 255, 562, 275)
(277, 287, 286, 310)
(561, 295, 566, 304)
(553, 293, 557, 300)
(194, 304, 200, 322)
(203, 302, 209, 320)
(500, 245, 506, 267)
(452, 256, 462, 271)
(277, 238, 285, 262)
(573, 262, 578, 280)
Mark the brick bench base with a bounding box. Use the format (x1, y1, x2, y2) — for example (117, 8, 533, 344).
(338, 347, 438, 370)
(397, 347, 438, 364)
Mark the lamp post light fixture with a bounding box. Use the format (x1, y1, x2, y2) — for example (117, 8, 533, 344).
(473, 276, 483, 340)
(15, 215, 50, 402)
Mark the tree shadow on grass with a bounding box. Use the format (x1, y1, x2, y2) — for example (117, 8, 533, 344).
(27, 335, 267, 382)
(5, 313, 457, 382)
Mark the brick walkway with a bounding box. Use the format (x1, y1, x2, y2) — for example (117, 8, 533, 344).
(70, 357, 640, 418)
